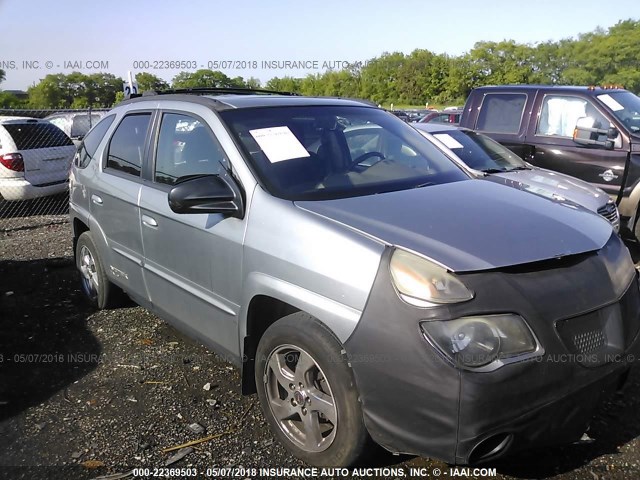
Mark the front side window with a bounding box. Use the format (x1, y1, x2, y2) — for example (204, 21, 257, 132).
(106, 113, 151, 177)
(476, 93, 527, 134)
(537, 95, 610, 139)
(76, 114, 115, 168)
(220, 105, 468, 200)
(154, 113, 227, 186)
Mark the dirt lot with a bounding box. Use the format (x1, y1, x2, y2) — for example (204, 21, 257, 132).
(1, 216, 640, 480)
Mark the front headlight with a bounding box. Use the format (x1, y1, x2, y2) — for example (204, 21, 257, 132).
(420, 314, 539, 369)
(390, 249, 473, 307)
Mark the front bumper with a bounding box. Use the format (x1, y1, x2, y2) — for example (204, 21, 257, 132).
(344, 235, 640, 464)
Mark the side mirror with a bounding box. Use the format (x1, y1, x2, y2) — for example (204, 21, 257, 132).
(168, 174, 244, 217)
(573, 116, 617, 150)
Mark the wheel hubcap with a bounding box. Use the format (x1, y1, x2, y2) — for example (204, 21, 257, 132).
(79, 245, 99, 299)
(264, 345, 337, 452)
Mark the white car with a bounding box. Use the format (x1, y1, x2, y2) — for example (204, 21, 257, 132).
(0, 117, 76, 200)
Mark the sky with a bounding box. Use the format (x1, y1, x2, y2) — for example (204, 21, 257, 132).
(0, 0, 638, 90)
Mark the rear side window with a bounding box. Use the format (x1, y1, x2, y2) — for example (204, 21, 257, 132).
(476, 93, 527, 134)
(76, 114, 116, 168)
(4, 122, 74, 150)
(106, 113, 152, 177)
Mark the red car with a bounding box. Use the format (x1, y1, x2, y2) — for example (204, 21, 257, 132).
(419, 109, 463, 125)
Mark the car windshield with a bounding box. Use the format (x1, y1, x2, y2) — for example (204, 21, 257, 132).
(220, 105, 469, 200)
(597, 91, 640, 133)
(427, 129, 527, 172)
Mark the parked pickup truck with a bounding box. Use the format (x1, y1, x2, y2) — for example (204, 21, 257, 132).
(460, 85, 640, 239)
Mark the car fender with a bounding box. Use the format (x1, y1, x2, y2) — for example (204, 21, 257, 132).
(239, 271, 364, 346)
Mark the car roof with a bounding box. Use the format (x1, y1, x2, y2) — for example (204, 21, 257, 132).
(0, 116, 46, 124)
(472, 85, 628, 94)
(119, 93, 377, 111)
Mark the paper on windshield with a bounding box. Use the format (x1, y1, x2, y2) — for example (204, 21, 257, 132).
(433, 133, 464, 150)
(249, 126, 310, 163)
(597, 94, 624, 112)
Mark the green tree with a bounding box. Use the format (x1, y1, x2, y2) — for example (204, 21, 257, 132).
(113, 91, 125, 106)
(560, 20, 640, 92)
(467, 40, 536, 86)
(360, 52, 406, 105)
(172, 69, 245, 88)
(87, 73, 124, 107)
(135, 72, 170, 92)
(27, 74, 67, 108)
(245, 77, 262, 89)
(257, 20, 640, 104)
(0, 92, 24, 108)
(265, 76, 302, 93)
(0, 69, 5, 84)
(27, 72, 123, 108)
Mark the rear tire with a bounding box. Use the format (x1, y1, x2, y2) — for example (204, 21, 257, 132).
(76, 231, 123, 309)
(255, 312, 370, 466)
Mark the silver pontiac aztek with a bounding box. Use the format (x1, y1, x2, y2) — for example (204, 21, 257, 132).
(70, 90, 640, 466)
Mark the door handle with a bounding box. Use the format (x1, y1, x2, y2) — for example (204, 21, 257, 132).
(91, 194, 103, 205)
(142, 214, 158, 228)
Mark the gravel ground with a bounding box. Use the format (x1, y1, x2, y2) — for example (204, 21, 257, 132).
(1, 216, 640, 480)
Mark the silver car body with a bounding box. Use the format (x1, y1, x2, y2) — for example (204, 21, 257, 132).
(69, 94, 640, 465)
(70, 96, 616, 356)
(414, 123, 620, 231)
(69, 99, 385, 356)
(71, 97, 610, 356)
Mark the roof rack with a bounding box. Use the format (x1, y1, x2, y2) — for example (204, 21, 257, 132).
(129, 87, 300, 99)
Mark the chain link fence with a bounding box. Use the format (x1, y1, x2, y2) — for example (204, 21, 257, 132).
(0, 108, 109, 232)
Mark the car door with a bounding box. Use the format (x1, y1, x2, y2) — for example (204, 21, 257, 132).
(526, 93, 628, 197)
(138, 110, 245, 356)
(90, 111, 152, 298)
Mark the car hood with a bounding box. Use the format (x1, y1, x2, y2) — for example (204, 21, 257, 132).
(485, 168, 610, 213)
(295, 180, 612, 272)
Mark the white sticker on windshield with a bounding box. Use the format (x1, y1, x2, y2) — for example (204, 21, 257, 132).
(597, 94, 624, 112)
(249, 126, 310, 163)
(433, 133, 464, 150)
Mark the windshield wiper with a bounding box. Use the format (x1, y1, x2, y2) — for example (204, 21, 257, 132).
(506, 166, 530, 171)
(481, 168, 508, 174)
(412, 182, 435, 189)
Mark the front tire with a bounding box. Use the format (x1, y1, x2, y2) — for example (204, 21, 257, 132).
(255, 312, 370, 466)
(76, 231, 123, 309)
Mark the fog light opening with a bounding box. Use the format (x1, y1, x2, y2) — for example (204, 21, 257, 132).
(468, 433, 512, 464)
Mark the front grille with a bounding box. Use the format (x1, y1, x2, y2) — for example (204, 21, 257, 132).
(597, 202, 619, 225)
(555, 281, 640, 366)
(572, 329, 606, 354)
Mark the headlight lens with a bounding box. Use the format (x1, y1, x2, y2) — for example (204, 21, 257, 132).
(421, 314, 538, 368)
(390, 249, 473, 306)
